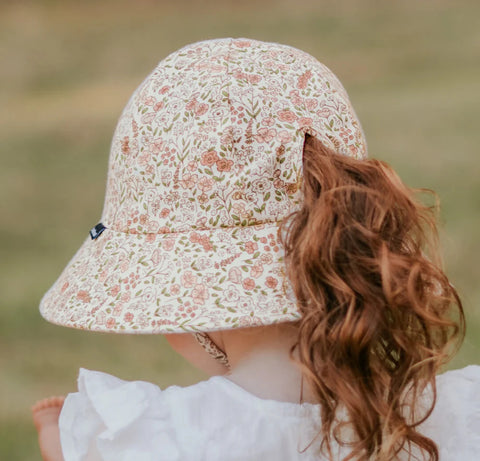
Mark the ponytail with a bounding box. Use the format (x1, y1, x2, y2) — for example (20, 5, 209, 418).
(279, 134, 465, 460)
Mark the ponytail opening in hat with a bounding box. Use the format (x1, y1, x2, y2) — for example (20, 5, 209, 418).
(280, 134, 465, 461)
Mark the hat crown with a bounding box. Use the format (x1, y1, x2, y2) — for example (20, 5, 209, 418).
(101, 38, 367, 235)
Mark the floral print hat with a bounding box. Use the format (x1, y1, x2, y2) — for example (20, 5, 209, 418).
(40, 38, 367, 334)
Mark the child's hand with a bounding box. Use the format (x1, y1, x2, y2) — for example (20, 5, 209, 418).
(31, 396, 66, 461)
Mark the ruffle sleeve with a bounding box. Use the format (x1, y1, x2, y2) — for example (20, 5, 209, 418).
(59, 369, 181, 461)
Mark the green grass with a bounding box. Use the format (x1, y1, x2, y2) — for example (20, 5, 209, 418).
(1, 0, 479, 458)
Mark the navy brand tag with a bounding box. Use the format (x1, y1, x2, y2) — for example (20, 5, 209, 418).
(89, 223, 107, 240)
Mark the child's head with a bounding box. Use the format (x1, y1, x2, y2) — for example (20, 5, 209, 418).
(39, 38, 464, 460)
(40, 38, 367, 332)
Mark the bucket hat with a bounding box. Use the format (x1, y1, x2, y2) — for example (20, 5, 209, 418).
(40, 38, 367, 334)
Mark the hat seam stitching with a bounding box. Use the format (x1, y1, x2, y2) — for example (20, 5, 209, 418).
(104, 218, 284, 237)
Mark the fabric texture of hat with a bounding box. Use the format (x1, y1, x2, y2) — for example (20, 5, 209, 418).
(40, 38, 367, 334)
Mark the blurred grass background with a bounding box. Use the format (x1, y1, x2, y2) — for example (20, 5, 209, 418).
(0, 0, 479, 459)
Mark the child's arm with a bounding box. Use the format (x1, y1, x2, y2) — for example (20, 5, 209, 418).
(32, 396, 66, 461)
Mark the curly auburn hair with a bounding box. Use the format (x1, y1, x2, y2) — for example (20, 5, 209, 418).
(279, 134, 465, 461)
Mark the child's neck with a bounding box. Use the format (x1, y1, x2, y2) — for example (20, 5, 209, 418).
(209, 325, 317, 404)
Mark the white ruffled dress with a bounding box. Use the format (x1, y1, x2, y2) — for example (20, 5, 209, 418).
(59, 366, 480, 461)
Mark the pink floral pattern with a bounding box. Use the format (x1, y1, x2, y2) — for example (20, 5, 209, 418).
(40, 38, 367, 333)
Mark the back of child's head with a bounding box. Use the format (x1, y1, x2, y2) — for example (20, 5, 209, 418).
(39, 38, 464, 461)
(40, 37, 367, 333)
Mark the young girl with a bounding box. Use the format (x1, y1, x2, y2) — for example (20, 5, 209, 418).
(32, 38, 480, 461)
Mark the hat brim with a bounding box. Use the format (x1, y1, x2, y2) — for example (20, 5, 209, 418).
(40, 223, 300, 334)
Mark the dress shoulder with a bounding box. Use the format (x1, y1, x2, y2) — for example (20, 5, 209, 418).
(58, 368, 325, 461)
(419, 365, 480, 459)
